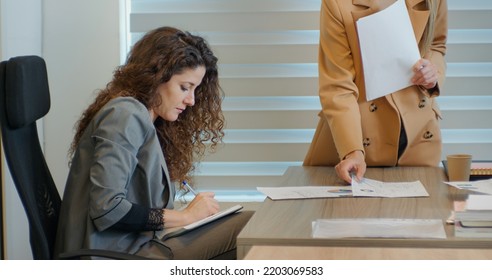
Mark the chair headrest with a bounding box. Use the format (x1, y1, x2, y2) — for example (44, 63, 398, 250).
(5, 55, 51, 129)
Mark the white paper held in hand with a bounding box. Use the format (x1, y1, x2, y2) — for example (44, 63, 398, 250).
(356, 0, 421, 101)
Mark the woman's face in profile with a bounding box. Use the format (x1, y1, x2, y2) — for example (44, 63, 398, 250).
(150, 66, 206, 122)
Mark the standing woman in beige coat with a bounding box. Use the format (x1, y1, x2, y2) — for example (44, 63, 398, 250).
(304, 0, 448, 183)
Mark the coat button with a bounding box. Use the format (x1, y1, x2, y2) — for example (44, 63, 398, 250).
(418, 99, 426, 108)
(363, 138, 371, 147)
(369, 103, 378, 112)
(423, 131, 433, 139)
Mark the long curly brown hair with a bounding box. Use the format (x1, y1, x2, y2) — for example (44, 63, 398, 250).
(69, 26, 224, 184)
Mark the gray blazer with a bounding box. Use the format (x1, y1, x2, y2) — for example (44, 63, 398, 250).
(55, 97, 175, 256)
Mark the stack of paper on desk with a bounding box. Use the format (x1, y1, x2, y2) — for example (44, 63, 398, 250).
(453, 195, 492, 238)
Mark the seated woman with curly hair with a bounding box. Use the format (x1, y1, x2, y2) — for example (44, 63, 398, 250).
(55, 26, 253, 260)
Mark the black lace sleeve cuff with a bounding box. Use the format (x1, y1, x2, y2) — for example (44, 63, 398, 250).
(147, 208, 165, 231)
(109, 204, 164, 231)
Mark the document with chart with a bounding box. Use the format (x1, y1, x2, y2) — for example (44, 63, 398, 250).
(257, 186, 352, 200)
(351, 176, 429, 197)
(445, 178, 492, 195)
(257, 176, 428, 200)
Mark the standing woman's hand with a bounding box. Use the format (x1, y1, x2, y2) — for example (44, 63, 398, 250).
(412, 58, 439, 89)
(335, 150, 366, 184)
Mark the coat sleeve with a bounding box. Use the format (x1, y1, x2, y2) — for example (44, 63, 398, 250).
(318, 0, 364, 160)
(88, 99, 153, 231)
(422, 0, 448, 97)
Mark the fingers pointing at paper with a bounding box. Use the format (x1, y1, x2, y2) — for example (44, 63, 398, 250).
(336, 150, 367, 184)
(412, 58, 438, 89)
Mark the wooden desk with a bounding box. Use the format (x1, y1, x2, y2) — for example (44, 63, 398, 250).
(244, 246, 492, 260)
(237, 166, 492, 259)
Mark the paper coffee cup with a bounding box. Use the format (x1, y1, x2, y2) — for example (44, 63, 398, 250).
(446, 154, 472, 181)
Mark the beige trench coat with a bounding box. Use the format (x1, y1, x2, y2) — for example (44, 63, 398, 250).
(304, 0, 447, 167)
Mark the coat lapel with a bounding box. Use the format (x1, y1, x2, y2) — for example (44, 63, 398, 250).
(352, 0, 396, 21)
(351, 0, 430, 42)
(406, 0, 430, 42)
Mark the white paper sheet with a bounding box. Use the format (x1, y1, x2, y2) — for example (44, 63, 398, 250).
(257, 186, 352, 200)
(466, 194, 492, 211)
(356, 0, 420, 101)
(351, 176, 429, 197)
(258, 176, 429, 200)
(445, 179, 492, 195)
(312, 218, 446, 239)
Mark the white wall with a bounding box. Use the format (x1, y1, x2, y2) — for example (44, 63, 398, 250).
(1, 0, 43, 260)
(43, 0, 122, 195)
(1, 0, 121, 259)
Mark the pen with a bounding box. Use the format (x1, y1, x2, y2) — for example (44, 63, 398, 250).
(182, 180, 197, 196)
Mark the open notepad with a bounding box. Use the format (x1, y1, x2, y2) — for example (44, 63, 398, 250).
(158, 204, 243, 241)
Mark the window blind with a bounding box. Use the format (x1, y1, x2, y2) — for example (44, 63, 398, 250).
(128, 0, 492, 201)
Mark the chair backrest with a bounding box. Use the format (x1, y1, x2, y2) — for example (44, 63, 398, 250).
(0, 55, 61, 260)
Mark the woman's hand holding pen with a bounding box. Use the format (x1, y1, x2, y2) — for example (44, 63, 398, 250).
(183, 192, 219, 222)
(163, 183, 219, 228)
(412, 58, 438, 89)
(335, 150, 366, 184)
(182, 181, 219, 221)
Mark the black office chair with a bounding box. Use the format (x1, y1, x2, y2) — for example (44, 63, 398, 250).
(0, 55, 146, 260)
